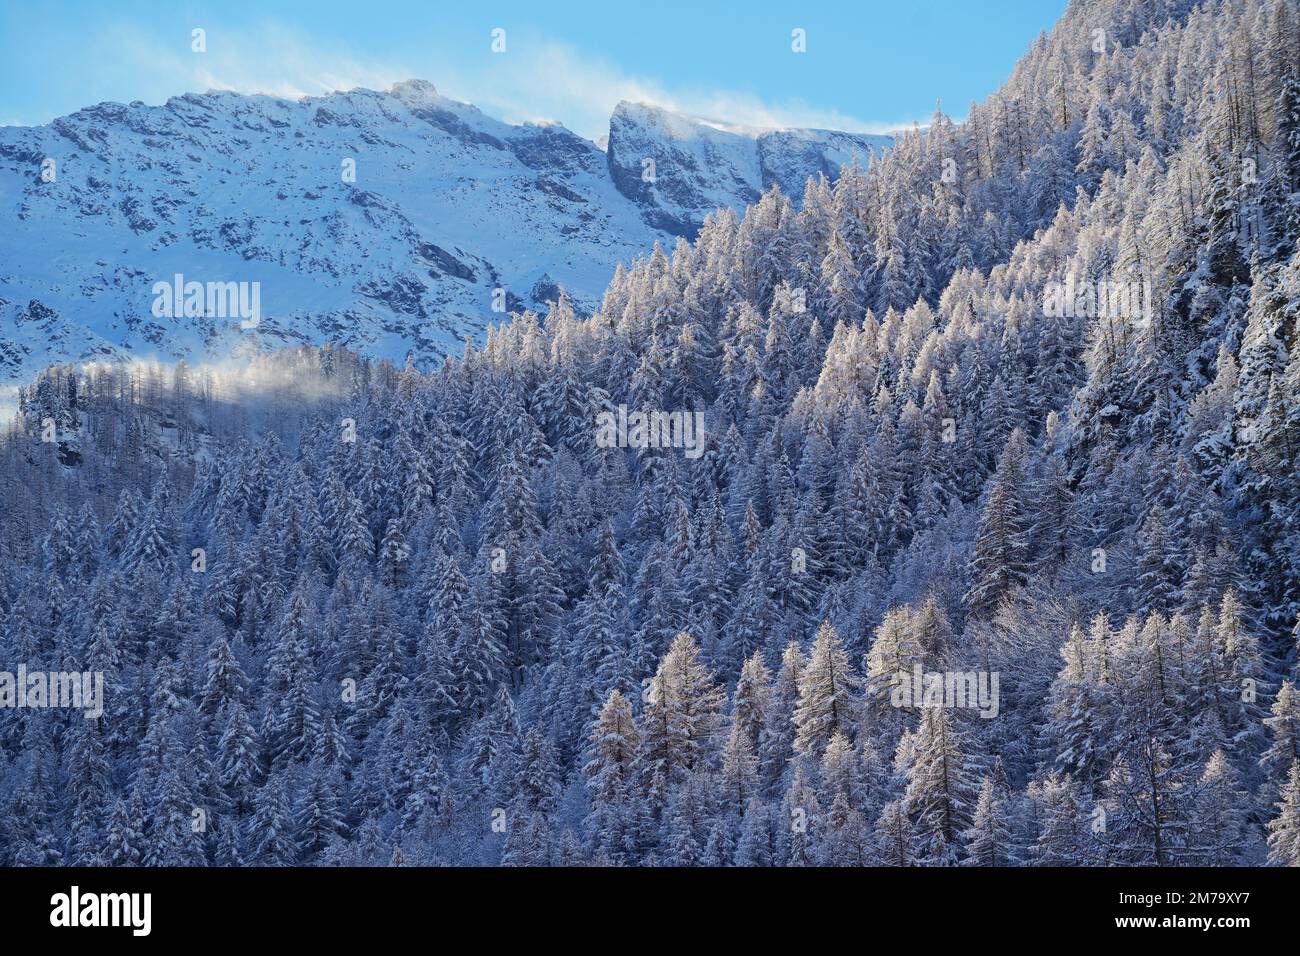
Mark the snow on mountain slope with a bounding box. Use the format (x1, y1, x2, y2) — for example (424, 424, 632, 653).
(0, 81, 891, 380)
(606, 101, 892, 235)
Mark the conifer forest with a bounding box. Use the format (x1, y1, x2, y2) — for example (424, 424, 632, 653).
(2, 0, 1300, 871)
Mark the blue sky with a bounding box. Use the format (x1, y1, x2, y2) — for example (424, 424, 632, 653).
(0, 0, 1068, 139)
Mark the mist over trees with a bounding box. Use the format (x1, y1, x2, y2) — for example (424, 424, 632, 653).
(2, 0, 1300, 866)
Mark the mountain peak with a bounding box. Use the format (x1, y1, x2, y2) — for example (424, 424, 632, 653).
(387, 78, 441, 104)
(605, 100, 891, 236)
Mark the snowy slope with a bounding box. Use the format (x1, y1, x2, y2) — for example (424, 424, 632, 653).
(0, 81, 890, 380)
(606, 101, 892, 235)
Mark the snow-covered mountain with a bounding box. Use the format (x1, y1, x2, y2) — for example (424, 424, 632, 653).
(606, 102, 891, 235)
(0, 80, 890, 380)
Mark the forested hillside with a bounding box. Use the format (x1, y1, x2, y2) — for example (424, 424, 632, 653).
(2, 0, 1300, 866)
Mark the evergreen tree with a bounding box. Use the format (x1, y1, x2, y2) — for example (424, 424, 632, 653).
(964, 429, 1031, 618)
(793, 620, 859, 760)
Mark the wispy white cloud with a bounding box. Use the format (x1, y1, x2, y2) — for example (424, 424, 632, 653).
(94, 21, 411, 105)
(77, 22, 911, 140)
(449, 39, 909, 137)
